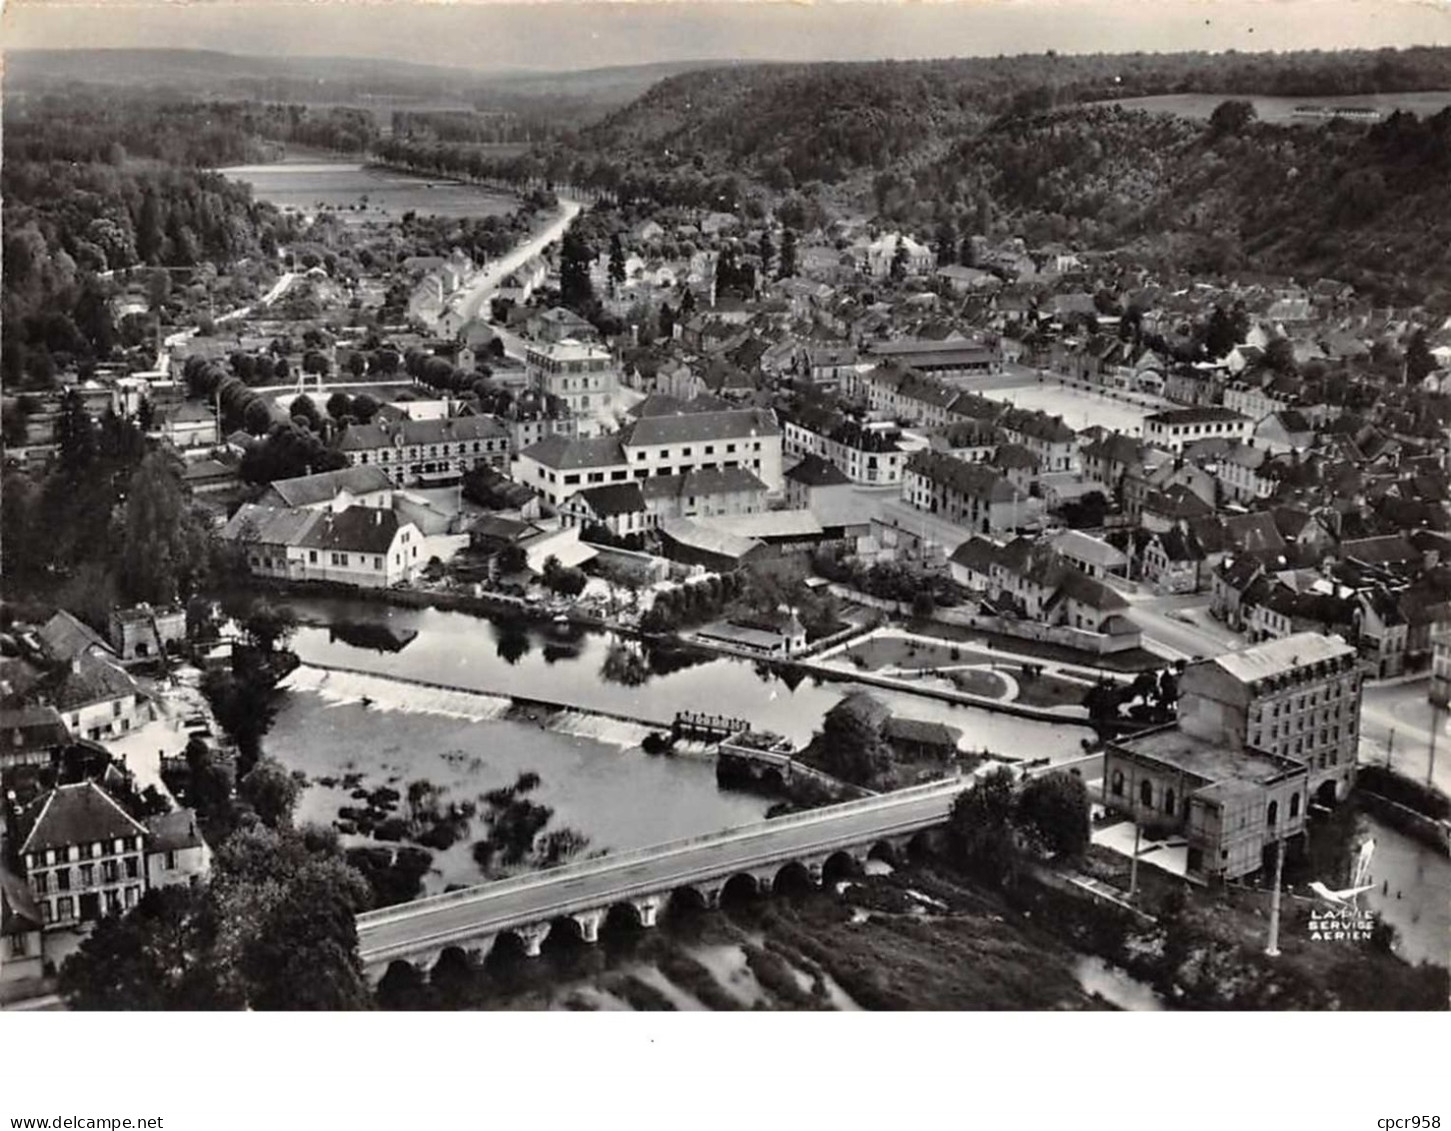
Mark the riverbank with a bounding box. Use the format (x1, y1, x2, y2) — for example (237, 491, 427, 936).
(375, 861, 1116, 1011)
(246, 577, 1120, 738)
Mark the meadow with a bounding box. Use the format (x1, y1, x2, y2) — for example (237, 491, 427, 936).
(219, 158, 518, 221)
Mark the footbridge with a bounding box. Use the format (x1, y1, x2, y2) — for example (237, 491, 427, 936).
(356, 777, 970, 980)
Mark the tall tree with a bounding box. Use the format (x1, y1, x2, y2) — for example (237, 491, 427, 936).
(54, 389, 97, 476)
(1015, 771, 1090, 858)
(608, 232, 626, 289)
(118, 451, 209, 607)
(778, 228, 798, 280)
(757, 230, 775, 279)
(949, 767, 1019, 886)
(1405, 328, 1436, 385)
(559, 230, 595, 311)
(889, 237, 909, 282)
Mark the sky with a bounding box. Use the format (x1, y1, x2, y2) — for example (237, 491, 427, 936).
(4, 0, 1450, 73)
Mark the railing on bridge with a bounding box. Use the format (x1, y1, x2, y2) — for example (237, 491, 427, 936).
(672, 711, 749, 743)
(355, 777, 968, 931)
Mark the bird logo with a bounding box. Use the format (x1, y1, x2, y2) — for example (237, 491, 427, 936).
(1307, 881, 1374, 907)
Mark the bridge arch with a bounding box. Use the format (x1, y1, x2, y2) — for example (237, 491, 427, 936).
(668, 885, 710, 919)
(429, 946, 479, 1000)
(375, 959, 428, 1008)
(869, 839, 906, 867)
(544, 916, 586, 953)
(821, 850, 862, 887)
(487, 930, 529, 967)
(719, 872, 763, 906)
(773, 860, 816, 896)
(604, 902, 644, 936)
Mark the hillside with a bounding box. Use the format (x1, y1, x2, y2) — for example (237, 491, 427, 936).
(2, 49, 741, 121)
(528, 48, 1451, 306)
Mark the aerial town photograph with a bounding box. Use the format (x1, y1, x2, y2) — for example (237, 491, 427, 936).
(2, 0, 1448, 1078)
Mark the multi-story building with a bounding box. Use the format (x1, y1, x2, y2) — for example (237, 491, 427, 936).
(337, 416, 509, 487)
(1143, 407, 1251, 453)
(1430, 624, 1451, 709)
(996, 408, 1078, 473)
(902, 450, 1026, 536)
(516, 408, 782, 507)
(221, 504, 423, 589)
(845, 364, 960, 427)
(780, 407, 908, 485)
(19, 782, 149, 932)
(862, 337, 999, 378)
(1103, 632, 1360, 882)
(524, 339, 620, 436)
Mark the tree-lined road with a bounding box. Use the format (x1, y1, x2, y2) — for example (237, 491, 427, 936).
(425, 198, 582, 332)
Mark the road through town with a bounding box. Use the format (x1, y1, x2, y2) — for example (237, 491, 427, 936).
(438, 197, 583, 329)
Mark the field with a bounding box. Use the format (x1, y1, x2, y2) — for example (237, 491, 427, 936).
(975, 378, 1155, 436)
(218, 159, 518, 221)
(1096, 90, 1451, 123)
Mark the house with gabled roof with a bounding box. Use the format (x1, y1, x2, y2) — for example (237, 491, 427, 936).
(18, 781, 149, 935)
(259, 465, 395, 512)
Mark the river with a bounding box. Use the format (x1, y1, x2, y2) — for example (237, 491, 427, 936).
(262, 595, 1093, 892)
(280, 596, 1096, 752)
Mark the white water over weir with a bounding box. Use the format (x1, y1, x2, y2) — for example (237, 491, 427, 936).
(280, 664, 514, 723)
(278, 663, 668, 749)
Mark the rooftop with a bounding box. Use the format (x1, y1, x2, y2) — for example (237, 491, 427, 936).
(263, 465, 394, 508)
(1209, 631, 1357, 685)
(1115, 725, 1303, 789)
(20, 781, 149, 856)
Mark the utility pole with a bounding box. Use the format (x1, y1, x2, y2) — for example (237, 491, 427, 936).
(1129, 819, 1142, 901)
(1264, 835, 1286, 958)
(1387, 727, 1395, 770)
(1428, 704, 1440, 790)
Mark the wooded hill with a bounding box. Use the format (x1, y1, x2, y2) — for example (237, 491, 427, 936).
(524, 47, 1451, 307)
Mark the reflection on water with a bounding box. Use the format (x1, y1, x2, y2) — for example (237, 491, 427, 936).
(283, 596, 1094, 755)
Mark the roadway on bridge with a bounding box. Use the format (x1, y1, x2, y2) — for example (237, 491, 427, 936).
(357, 780, 969, 967)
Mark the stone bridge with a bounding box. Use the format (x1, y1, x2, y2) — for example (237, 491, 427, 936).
(356, 778, 970, 981)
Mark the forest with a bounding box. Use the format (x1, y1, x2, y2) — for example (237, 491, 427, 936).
(453, 48, 1451, 307)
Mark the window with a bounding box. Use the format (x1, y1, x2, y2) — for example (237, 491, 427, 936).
(56, 868, 71, 892)
(80, 864, 95, 887)
(1289, 793, 1300, 819)
(1139, 779, 1153, 807)
(33, 872, 47, 895)
(1267, 800, 1279, 828)
(125, 857, 139, 880)
(1164, 788, 1176, 815)
(374, 556, 383, 571)
(57, 896, 74, 921)
(309, 551, 318, 564)
(102, 860, 118, 884)
(8, 934, 27, 958)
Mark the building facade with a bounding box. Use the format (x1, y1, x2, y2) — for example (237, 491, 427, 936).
(337, 416, 509, 487)
(524, 339, 621, 436)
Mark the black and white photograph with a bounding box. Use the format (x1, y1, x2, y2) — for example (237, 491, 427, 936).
(1, 0, 1448, 1108)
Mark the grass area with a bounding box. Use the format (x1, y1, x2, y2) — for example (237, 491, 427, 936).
(840, 634, 997, 671)
(946, 668, 1009, 699)
(906, 618, 1163, 673)
(1013, 671, 1093, 710)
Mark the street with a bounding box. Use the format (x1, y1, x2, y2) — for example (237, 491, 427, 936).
(430, 197, 583, 330)
(1112, 584, 1246, 662)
